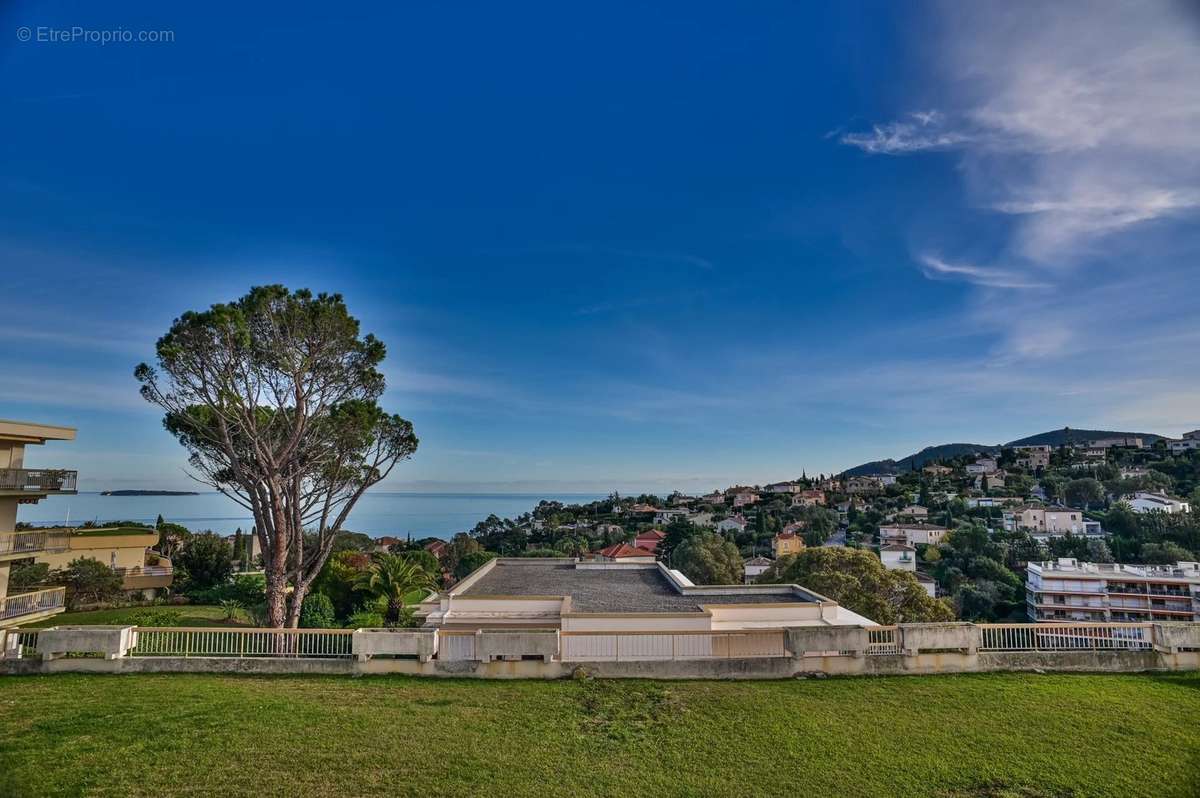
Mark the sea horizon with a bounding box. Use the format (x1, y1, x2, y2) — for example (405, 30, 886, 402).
(18, 490, 611, 539)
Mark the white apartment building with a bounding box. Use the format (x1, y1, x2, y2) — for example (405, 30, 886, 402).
(1026, 558, 1200, 623)
(1003, 505, 1103, 539)
(878, 523, 949, 546)
(1166, 431, 1200, 453)
(1126, 492, 1191, 514)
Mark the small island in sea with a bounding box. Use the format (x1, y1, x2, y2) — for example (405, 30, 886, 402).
(100, 490, 201, 497)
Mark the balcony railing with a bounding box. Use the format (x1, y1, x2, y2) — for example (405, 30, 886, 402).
(0, 587, 66, 621)
(114, 566, 174, 578)
(0, 528, 71, 558)
(0, 468, 78, 494)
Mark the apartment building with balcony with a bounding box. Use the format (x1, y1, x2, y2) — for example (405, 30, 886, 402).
(35, 527, 173, 597)
(1026, 558, 1200, 623)
(0, 419, 77, 627)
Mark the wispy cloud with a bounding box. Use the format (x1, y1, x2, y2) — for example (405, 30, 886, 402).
(842, 3, 1200, 264)
(918, 254, 1050, 290)
(840, 111, 971, 154)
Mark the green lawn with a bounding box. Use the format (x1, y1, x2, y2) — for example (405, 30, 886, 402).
(1, 672, 1197, 797)
(26, 605, 247, 628)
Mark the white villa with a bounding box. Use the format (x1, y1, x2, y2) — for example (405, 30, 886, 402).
(1126, 492, 1191, 514)
(418, 558, 877, 637)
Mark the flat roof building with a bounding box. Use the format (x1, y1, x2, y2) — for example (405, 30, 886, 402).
(419, 558, 877, 632)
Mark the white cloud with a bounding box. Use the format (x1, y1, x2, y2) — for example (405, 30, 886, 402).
(843, 1, 1200, 262)
(840, 111, 971, 154)
(918, 254, 1049, 290)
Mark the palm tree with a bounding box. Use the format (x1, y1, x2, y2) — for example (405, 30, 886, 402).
(353, 553, 436, 625)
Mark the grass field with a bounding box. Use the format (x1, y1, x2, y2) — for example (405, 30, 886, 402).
(27, 605, 246, 628)
(0, 672, 1197, 797)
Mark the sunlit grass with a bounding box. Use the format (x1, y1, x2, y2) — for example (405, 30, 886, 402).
(1, 671, 1197, 797)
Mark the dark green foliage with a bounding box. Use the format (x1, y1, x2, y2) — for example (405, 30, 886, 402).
(454, 550, 497, 579)
(299, 592, 337, 628)
(55, 558, 124, 608)
(8, 562, 50, 591)
(672, 532, 743, 584)
(762, 548, 954, 624)
(176, 532, 234, 593)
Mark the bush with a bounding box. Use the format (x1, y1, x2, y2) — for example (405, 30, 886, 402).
(344, 608, 386, 629)
(9, 562, 50, 591)
(126, 609, 184, 627)
(56, 558, 124, 609)
(299, 592, 337, 628)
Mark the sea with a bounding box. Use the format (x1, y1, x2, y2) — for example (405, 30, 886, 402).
(18, 491, 607, 540)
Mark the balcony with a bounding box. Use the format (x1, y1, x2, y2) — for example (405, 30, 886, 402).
(0, 587, 66, 625)
(115, 559, 174, 591)
(0, 528, 71, 561)
(0, 468, 78, 496)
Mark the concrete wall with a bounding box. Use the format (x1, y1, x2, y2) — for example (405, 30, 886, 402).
(6, 648, 1198, 679)
(6, 622, 1200, 680)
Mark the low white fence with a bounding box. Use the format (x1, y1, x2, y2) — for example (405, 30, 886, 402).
(560, 630, 788, 662)
(978, 623, 1153, 652)
(131, 628, 355, 658)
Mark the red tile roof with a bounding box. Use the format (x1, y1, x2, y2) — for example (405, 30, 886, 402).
(595, 542, 657, 559)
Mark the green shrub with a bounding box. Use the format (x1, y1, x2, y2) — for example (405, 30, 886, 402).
(126, 609, 184, 627)
(344, 608, 385, 629)
(299, 592, 337, 628)
(9, 562, 51, 591)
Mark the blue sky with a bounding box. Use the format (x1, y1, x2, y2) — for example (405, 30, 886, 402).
(2, 1, 1198, 493)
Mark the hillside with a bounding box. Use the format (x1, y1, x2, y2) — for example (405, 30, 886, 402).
(842, 427, 1163, 476)
(843, 443, 998, 476)
(1003, 428, 1164, 448)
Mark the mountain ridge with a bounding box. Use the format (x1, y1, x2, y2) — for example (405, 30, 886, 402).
(841, 428, 1166, 477)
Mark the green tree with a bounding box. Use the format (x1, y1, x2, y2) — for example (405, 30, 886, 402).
(136, 285, 420, 627)
(1064, 478, 1105, 510)
(454, 550, 496, 580)
(672, 532, 743, 584)
(311, 550, 373, 619)
(156, 521, 191, 558)
(1140, 541, 1194, 564)
(176, 532, 234, 592)
(354, 553, 436, 625)
(8, 562, 50, 591)
(761, 548, 954, 624)
(55, 558, 124, 609)
(298, 592, 337, 628)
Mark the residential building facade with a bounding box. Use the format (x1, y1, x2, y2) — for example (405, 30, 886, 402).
(0, 419, 77, 627)
(1026, 558, 1200, 622)
(1003, 506, 1102, 538)
(772, 530, 805, 558)
(878, 523, 949, 546)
